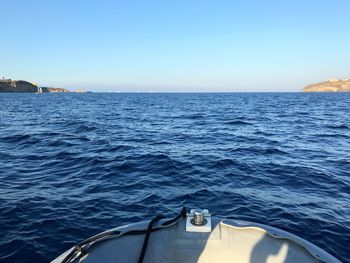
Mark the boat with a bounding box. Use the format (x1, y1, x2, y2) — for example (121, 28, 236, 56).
(52, 208, 341, 263)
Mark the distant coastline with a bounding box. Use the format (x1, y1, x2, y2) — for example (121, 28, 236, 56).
(302, 79, 350, 92)
(0, 78, 86, 93)
(3, 77, 350, 93)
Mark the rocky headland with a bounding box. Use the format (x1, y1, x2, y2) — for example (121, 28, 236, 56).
(303, 79, 350, 92)
(0, 79, 70, 93)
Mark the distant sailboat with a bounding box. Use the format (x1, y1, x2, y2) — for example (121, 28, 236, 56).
(36, 85, 42, 94)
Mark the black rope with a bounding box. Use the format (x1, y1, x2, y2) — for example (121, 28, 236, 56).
(161, 207, 187, 227)
(137, 214, 165, 263)
(60, 207, 187, 263)
(138, 207, 187, 263)
(78, 230, 121, 247)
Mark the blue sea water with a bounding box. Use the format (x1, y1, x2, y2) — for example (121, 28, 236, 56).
(0, 92, 349, 263)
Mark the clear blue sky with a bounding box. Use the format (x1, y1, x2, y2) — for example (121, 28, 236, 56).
(1, 0, 349, 92)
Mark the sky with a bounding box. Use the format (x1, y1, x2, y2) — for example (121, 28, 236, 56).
(1, 0, 349, 92)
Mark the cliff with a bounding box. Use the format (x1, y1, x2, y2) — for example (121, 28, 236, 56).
(0, 79, 70, 93)
(0, 80, 38, 92)
(42, 87, 70, 93)
(303, 79, 350, 92)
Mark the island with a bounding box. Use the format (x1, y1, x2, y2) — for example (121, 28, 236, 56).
(0, 78, 70, 93)
(302, 79, 350, 92)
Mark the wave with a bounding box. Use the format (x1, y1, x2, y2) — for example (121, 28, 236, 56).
(317, 133, 349, 139)
(325, 124, 349, 130)
(224, 120, 253, 125)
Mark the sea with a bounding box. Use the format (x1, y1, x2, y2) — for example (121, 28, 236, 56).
(0, 92, 349, 263)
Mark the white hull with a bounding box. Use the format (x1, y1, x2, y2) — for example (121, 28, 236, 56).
(52, 210, 341, 263)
